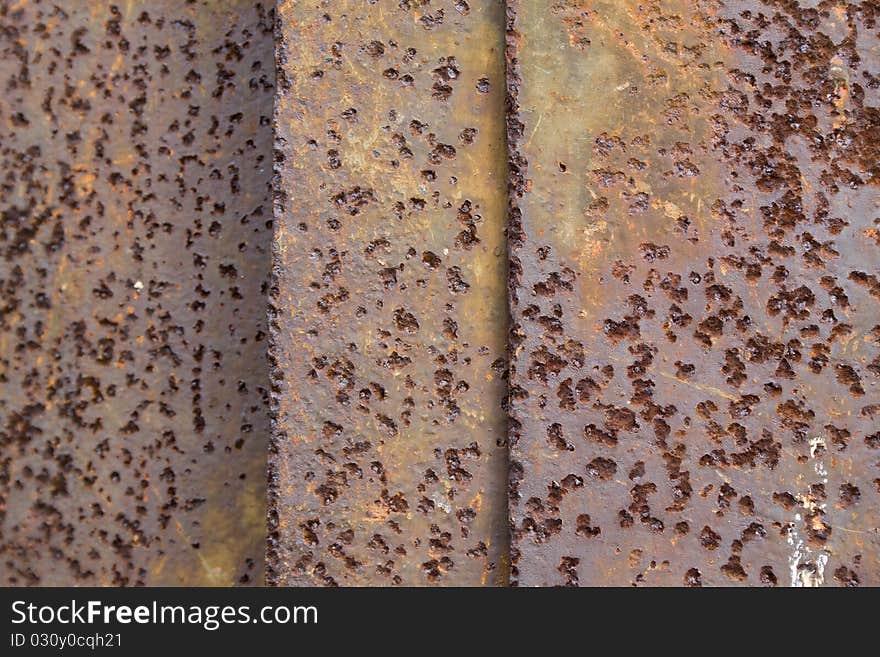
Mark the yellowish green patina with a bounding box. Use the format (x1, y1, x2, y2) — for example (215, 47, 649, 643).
(269, 0, 510, 586)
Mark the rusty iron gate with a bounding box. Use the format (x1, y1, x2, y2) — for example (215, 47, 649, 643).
(268, 0, 510, 586)
(1, 0, 878, 587)
(0, 0, 274, 586)
(507, 0, 880, 586)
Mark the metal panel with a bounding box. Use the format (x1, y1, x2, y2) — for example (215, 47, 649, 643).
(0, 0, 274, 585)
(507, 0, 880, 586)
(269, 0, 509, 585)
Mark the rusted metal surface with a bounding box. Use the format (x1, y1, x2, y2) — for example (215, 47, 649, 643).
(507, 0, 880, 586)
(0, 1, 274, 585)
(269, 0, 509, 585)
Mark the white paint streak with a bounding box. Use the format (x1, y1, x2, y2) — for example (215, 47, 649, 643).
(788, 436, 830, 587)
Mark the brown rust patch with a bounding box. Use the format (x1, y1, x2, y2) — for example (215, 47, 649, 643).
(268, 0, 509, 585)
(507, 0, 880, 586)
(0, 1, 274, 585)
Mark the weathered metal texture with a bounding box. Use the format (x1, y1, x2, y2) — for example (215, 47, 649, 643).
(0, 1, 274, 585)
(507, 0, 880, 586)
(270, 0, 509, 585)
